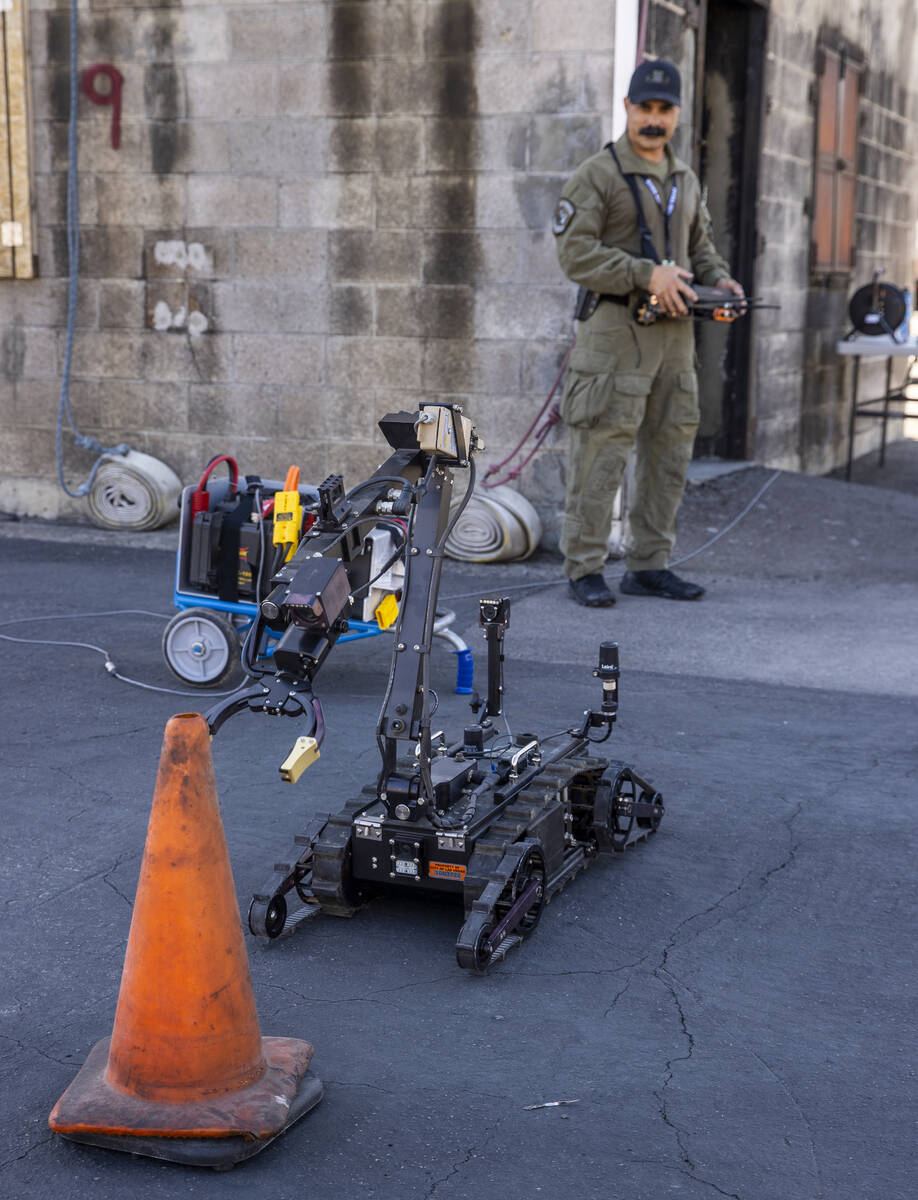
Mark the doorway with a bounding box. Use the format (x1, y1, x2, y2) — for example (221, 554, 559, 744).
(695, 0, 768, 459)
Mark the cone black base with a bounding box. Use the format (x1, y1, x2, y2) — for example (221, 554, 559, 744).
(56, 1071, 323, 1168)
(50, 1036, 322, 1167)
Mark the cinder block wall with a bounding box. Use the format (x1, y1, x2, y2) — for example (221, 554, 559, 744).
(0, 0, 618, 532)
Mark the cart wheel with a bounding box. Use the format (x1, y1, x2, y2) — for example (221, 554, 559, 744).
(162, 608, 242, 688)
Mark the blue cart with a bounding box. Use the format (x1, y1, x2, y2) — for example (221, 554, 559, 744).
(162, 475, 473, 693)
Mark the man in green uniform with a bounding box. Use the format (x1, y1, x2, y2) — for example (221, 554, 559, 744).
(553, 59, 744, 606)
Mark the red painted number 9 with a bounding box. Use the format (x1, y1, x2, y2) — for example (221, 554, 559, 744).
(81, 64, 124, 150)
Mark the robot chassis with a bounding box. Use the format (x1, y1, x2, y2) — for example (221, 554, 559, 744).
(205, 403, 663, 972)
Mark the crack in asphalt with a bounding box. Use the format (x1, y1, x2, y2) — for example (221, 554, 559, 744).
(644, 798, 806, 1199)
(0, 1034, 75, 1071)
(0, 1133, 56, 1171)
(102, 859, 134, 908)
(422, 1121, 503, 1200)
(751, 1051, 824, 1199)
(630, 1159, 742, 1198)
(260, 972, 456, 1007)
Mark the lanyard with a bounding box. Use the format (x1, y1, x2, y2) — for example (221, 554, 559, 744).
(641, 178, 678, 263)
(605, 144, 678, 265)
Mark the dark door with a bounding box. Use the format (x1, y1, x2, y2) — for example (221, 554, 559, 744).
(695, 0, 768, 459)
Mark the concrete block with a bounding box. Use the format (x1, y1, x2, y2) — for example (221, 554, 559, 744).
(189, 383, 279, 439)
(424, 2, 477, 57)
(329, 230, 421, 283)
(232, 333, 324, 386)
(426, 229, 522, 285)
(475, 284, 571, 340)
(329, 116, 426, 173)
(377, 174, 476, 229)
(142, 331, 232, 383)
(327, 336, 423, 391)
(141, 62, 187, 121)
(211, 281, 281, 333)
(140, 119, 230, 174)
(226, 119, 326, 175)
(328, 286, 375, 336)
(234, 230, 327, 281)
(51, 227, 145, 279)
(475, 54, 581, 115)
(324, 61, 377, 117)
(230, 4, 327, 61)
(79, 377, 189, 434)
(326, 441, 391, 488)
(186, 64, 278, 119)
(521, 339, 576, 392)
(43, 8, 136, 66)
(99, 279, 147, 329)
(532, 0, 613, 52)
(421, 230, 480, 285)
(278, 64, 325, 116)
(380, 3, 425, 56)
(475, 0, 531, 55)
(277, 385, 377, 443)
(375, 118, 426, 173)
(378, 62, 439, 116)
(328, 1, 381, 60)
(377, 285, 475, 339)
(10, 378, 63, 429)
(95, 174, 187, 227)
(143, 231, 227, 280)
(7, 326, 60, 382)
(279, 175, 373, 229)
(0, 429, 58, 475)
(277, 287, 330, 334)
(529, 114, 602, 172)
(68, 331, 145, 381)
(0, 278, 98, 330)
(33, 171, 98, 227)
(518, 230, 568, 285)
(477, 174, 566, 231)
(187, 176, 277, 227)
(134, 9, 230, 63)
(426, 115, 529, 173)
(582, 52, 615, 113)
(422, 339, 521, 393)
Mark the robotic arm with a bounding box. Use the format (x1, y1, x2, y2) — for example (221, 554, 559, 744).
(203, 403, 481, 818)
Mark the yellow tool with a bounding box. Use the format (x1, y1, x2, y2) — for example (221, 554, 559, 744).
(279, 736, 320, 784)
(374, 593, 399, 630)
(273, 466, 303, 562)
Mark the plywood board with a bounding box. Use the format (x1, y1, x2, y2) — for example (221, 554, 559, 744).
(1, 0, 35, 278)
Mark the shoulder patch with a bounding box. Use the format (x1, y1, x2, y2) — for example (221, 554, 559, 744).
(552, 198, 575, 236)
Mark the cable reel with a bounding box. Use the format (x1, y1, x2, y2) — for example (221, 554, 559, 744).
(848, 273, 910, 339)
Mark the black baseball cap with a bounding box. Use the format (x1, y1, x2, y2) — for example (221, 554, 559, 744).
(628, 59, 682, 106)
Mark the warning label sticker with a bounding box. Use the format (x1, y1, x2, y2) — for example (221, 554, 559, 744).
(429, 861, 466, 881)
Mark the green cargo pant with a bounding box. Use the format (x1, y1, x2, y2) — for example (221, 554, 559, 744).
(560, 306, 699, 580)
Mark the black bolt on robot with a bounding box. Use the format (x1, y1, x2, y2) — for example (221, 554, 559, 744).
(204, 403, 663, 972)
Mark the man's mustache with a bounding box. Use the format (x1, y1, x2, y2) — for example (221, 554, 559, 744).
(638, 124, 667, 138)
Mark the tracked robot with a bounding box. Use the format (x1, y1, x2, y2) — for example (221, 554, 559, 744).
(205, 403, 662, 972)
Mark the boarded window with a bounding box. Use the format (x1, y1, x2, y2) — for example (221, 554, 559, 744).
(0, 0, 35, 279)
(810, 43, 862, 277)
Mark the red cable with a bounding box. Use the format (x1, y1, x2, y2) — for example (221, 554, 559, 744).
(481, 345, 572, 489)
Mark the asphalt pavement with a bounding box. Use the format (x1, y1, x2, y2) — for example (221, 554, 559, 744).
(0, 443, 915, 1200)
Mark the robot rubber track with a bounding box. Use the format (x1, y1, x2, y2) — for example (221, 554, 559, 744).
(205, 402, 664, 972)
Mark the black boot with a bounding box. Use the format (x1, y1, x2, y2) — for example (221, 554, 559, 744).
(620, 569, 705, 601)
(569, 573, 616, 607)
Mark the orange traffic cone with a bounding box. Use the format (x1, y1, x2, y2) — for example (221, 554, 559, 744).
(49, 712, 322, 1166)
